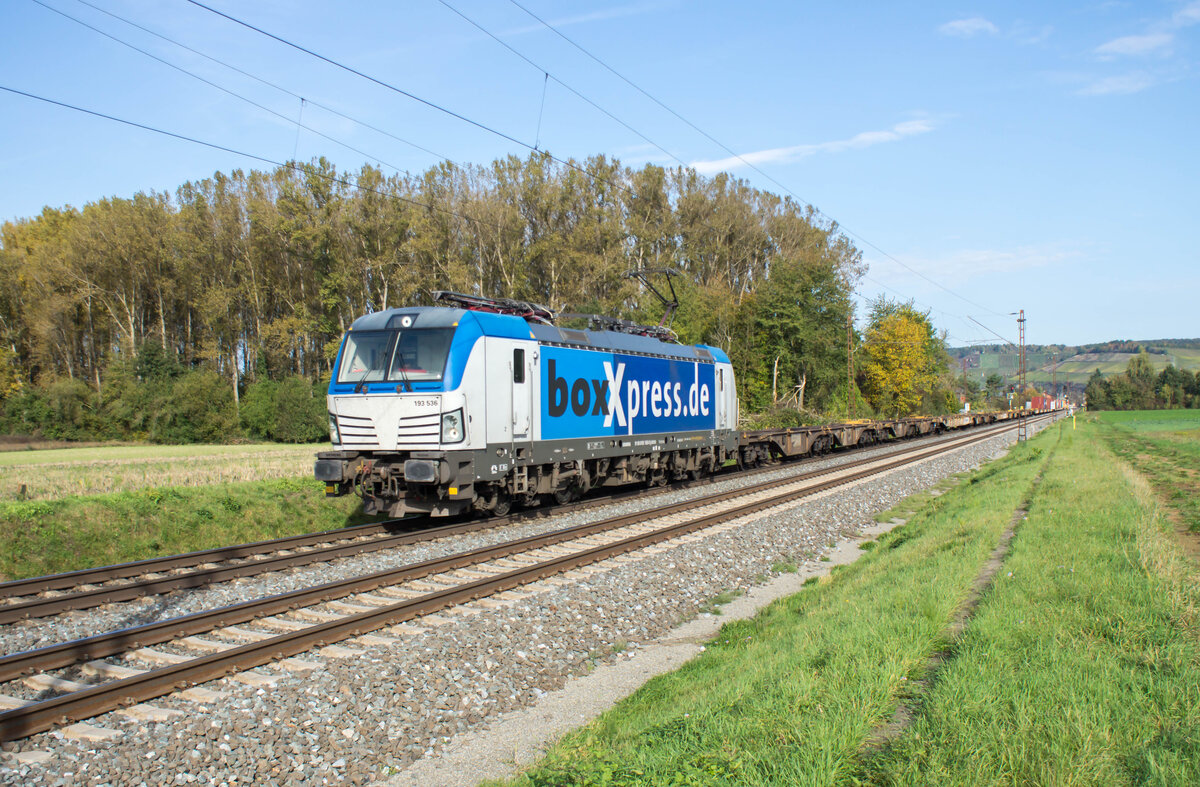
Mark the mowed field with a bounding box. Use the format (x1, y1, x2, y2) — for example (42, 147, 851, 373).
(1095, 409, 1200, 537)
(497, 416, 1200, 785)
(0, 442, 326, 502)
(0, 442, 385, 582)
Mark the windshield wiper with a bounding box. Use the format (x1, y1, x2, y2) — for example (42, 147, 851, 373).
(353, 365, 373, 394)
(394, 359, 413, 393)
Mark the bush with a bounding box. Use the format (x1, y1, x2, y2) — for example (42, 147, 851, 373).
(153, 370, 241, 443)
(240, 379, 278, 440)
(0, 358, 333, 445)
(44, 377, 98, 440)
(1, 387, 52, 437)
(239, 376, 326, 443)
(273, 376, 326, 443)
(0, 377, 101, 440)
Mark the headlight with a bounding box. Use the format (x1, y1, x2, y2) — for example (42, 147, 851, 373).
(441, 409, 465, 444)
(329, 413, 341, 445)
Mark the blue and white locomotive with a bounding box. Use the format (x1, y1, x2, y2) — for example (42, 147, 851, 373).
(314, 292, 739, 517)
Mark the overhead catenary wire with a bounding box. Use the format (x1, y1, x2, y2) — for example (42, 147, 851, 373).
(0, 84, 501, 233)
(30, 0, 409, 176)
(69, 0, 452, 166)
(62, 0, 785, 255)
(184, 0, 642, 204)
(292, 97, 306, 161)
(533, 72, 548, 150)
(968, 315, 1018, 349)
(435, 0, 691, 169)
(505, 0, 1009, 320)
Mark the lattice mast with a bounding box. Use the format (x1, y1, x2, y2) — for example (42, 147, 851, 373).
(1018, 309, 1027, 442)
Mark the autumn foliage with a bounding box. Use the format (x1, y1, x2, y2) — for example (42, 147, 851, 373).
(859, 299, 956, 418)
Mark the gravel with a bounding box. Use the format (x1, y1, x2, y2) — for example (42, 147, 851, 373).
(0, 418, 1054, 785)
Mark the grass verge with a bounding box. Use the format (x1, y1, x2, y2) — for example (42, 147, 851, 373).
(862, 419, 1200, 784)
(0, 478, 381, 581)
(495, 430, 1056, 786)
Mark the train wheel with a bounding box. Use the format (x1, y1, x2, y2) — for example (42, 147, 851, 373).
(492, 493, 511, 517)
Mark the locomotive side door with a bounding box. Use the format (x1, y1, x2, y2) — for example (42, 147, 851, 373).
(512, 346, 532, 439)
(716, 366, 729, 428)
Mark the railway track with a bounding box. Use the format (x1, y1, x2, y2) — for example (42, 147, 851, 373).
(0, 419, 1027, 624)
(0, 416, 1049, 742)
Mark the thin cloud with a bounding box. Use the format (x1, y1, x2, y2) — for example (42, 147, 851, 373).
(690, 118, 936, 175)
(871, 244, 1080, 288)
(938, 18, 999, 37)
(1173, 1, 1200, 27)
(501, 3, 663, 36)
(1012, 23, 1054, 45)
(1076, 1, 1199, 96)
(1077, 72, 1157, 95)
(1095, 32, 1173, 57)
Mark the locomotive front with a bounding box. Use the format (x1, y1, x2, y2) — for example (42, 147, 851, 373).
(314, 305, 490, 517)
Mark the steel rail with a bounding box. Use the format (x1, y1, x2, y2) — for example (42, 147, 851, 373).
(0, 421, 1032, 685)
(0, 422, 1012, 620)
(0, 520, 404, 597)
(0, 417, 1050, 741)
(0, 466, 751, 616)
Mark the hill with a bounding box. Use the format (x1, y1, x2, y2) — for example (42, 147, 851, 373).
(948, 339, 1200, 392)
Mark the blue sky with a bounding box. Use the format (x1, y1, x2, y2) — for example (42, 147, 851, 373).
(2, 0, 1197, 347)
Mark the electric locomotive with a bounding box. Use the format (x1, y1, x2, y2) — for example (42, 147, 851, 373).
(314, 292, 739, 517)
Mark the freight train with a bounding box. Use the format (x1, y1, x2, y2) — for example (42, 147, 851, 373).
(314, 292, 1031, 518)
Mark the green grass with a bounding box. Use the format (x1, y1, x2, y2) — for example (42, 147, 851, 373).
(698, 589, 744, 616)
(1090, 410, 1200, 534)
(495, 418, 1200, 786)
(1092, 409, 1200, 433)
(496, 431, 1057, 786)
(863, 420, 1200, 784)
(0, 478, 382, 581)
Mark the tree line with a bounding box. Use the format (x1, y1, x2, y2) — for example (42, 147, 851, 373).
(0, 153, 960, 443)
(1084, 353, 1200, 410)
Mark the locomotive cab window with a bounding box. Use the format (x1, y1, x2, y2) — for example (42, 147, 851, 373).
(513, 349, 525, 383)
(390, 328, 454, 381)
(337, 328, 455, 384)
(337, 331, 391, 384)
